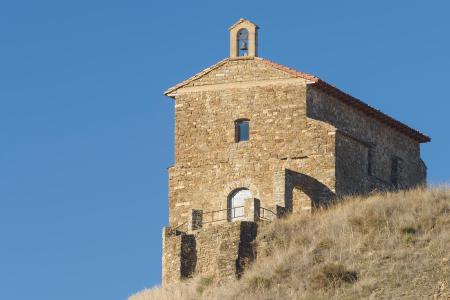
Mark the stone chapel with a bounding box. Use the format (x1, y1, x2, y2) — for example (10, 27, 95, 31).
(161, 19, 430, 285)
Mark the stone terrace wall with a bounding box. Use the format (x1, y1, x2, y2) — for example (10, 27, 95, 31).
(162, 230, 181, 285)
(195, 221, 257, 280)
(162, 221, 258, 286)
(162, 228, 196, 285)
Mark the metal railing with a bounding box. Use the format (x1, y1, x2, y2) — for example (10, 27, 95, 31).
(203, 206, 245, 224)
(260, 207, 277, 222)
(168, 205, 282, 235)
(170, 221, 188, 235)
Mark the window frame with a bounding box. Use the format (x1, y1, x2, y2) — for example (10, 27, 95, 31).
(235, 119, 250, 143)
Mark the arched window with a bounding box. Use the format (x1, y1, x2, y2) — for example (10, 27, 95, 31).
(235, 119, 249, 142)
(228, 188, 252, 221)
(237, 29, 249, 57)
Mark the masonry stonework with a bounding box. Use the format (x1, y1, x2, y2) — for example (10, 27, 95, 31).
(160, 19, 430, 286)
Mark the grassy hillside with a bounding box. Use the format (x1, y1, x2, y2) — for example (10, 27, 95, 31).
(131, 187, 450, 300)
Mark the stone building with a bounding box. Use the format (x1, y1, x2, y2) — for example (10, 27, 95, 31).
(161, 19, 430, 285)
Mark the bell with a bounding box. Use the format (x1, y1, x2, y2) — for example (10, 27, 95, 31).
(239, 41, 248, 51)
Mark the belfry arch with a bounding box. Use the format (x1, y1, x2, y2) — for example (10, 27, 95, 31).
(229, 18, 258, 58)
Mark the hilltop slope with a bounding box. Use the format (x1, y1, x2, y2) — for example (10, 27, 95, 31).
(131, 187, 450, 299)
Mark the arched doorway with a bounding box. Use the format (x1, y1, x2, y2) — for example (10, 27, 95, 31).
(228, 188, 252, 221)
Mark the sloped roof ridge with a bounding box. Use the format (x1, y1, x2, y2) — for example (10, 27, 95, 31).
(255, 57, 319, 81)
(164, 58, 229, 96)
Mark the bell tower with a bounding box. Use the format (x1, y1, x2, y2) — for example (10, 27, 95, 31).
(229, 18, 259, 58)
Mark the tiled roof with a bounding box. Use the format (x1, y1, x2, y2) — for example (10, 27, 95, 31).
(164, 57, 430, 143)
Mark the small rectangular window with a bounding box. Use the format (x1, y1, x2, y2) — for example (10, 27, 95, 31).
(236, 120, 249, 142)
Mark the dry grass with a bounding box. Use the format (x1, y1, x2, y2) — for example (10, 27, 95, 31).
(130, 187, 450, 300)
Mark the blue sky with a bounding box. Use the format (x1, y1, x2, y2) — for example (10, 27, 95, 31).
(1, 1, 449, 299)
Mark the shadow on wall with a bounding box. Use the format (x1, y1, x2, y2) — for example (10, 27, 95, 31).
(235, 221, 258, 278)
(284, 169, 335, 211)
(181, 235, 197, 279)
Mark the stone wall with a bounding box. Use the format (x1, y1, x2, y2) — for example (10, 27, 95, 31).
(162, 221, 258, 286)
(307, 86, 426, 195)
(168, 59, 336, 227)
(196, 221, 257, 280)
(162, 228, 197, 285)
(335, 132, 371, 195)
(161, 228, 180, 285)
